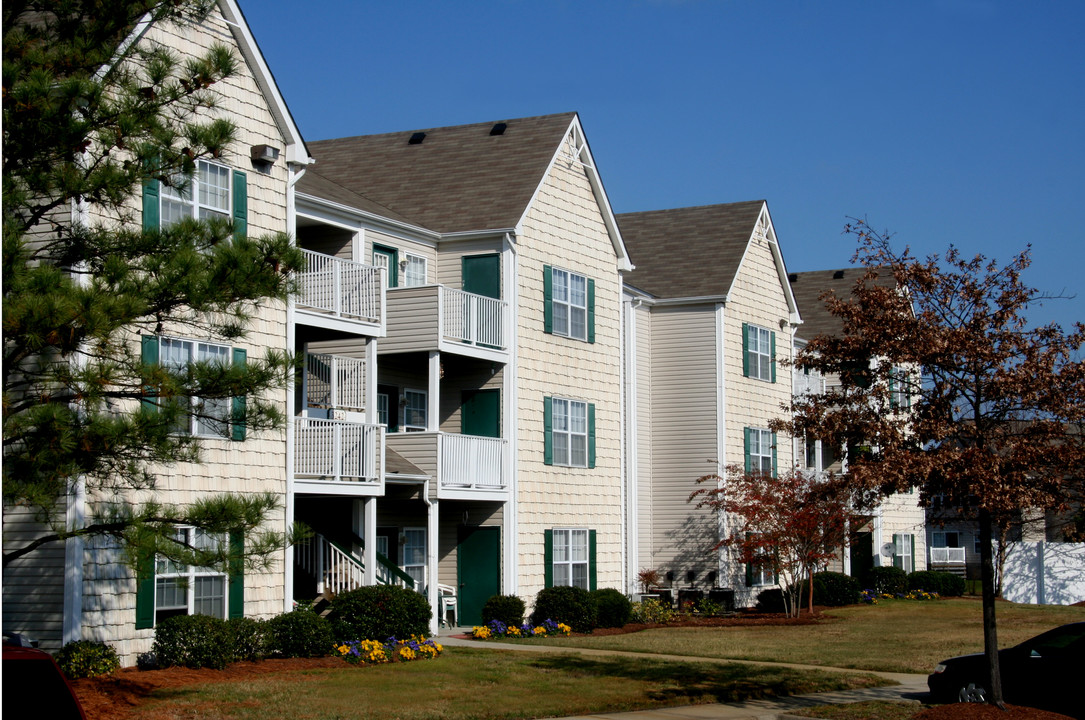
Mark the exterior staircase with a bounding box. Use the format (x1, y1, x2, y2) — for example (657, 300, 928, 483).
(294, 533, 417, 610)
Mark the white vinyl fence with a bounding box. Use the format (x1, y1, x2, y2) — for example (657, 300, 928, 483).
(1001, 541, 1085, 605)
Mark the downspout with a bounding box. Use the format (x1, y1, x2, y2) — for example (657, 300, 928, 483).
(422, 481, 439, 636)
(622, 295, 638, 595)
(283, 163, 306, 611)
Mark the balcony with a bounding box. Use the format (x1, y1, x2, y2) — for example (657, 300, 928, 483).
(296, 249, 385, 334)
(382, 285, 507, 362)
(386, 431, 508, 500)
(794, 371, 825, 397)
(930, 547, 966, 564)
(305, 353, 366, 412)
(294, 417, 383, 495)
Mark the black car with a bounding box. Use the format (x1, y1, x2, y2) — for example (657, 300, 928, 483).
(927, 621, 1085, 718)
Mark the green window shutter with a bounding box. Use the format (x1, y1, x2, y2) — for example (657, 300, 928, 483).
(228, 530, 244, 619)
(142, 177, 160, 231)
(588, 529, 597, 591)
(742, 323, 750, 377)
(543, 266, 553, 334)
(743, 428, 752, 474)
(771, 432, 778, 477)
(770, 331, 777, 383)
(135, 553, 155, 629)
(587, 278, 595, 344)
(544, 529, 554, 588)
(543, 397, 553, 465)
(232, 170, 247, 240)
(141, 336, 159, 415)
(231, 348, 247, 441)
(910, 535, 916, 572)
(892, 534, 903, 570)
(587, 403, 596, 469)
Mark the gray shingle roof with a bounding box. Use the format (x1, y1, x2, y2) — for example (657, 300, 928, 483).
(789, 267, 896, 340)
(616, 201, 766, 299)
(299, 113, 578, 234)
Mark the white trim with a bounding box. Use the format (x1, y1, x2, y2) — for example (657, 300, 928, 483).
(621, 294, 637, 594)
(504, 232, 519, 596)
(715, 302, 729, 585)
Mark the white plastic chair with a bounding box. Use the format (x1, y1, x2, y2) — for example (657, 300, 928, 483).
(437, 583, 457, 628)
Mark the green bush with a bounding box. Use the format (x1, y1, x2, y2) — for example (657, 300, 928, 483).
(55, 640, 120, 679)
(907, 570, 965, 597)
(265, 608, 333, 658)
(591, 588, 632, 628)
(531, 585, 598, 633)
(631, 598, 676, 624)
(227, 616, 267, 662)
(481, 594, 525, 626)
(327, 585, 431, 641)
(797, 571, 862, 607)
(153, 614, 234, 669)
(755, 587, 786, 613)
(860, 566, 908, 595)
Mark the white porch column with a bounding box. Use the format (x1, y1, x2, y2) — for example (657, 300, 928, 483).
(366, 338, 377, 424)
(427, 351, 440, 432)
(427, 495, 440, 636)
(363, 498, 377, 585)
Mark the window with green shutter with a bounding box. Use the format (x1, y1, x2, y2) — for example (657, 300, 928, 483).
(142, 160, 247, 238)
(544, 528, 596, 590)
(544, 397, 595, 468)
(543, 266, 595, 343)
(744, 427, 776, 477)
(742, 322, 775, 382)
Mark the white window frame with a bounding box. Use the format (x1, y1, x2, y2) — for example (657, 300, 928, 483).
(748, 428, 774, 475)
(894, 533, 914, 573)
(403, 389, 427, 431)
(401, 527, 427, 589)
(890, 367, 912, 409)
(552, 528, 589, 589)
(154, 527, 228, 624)
(376, 392, 390, 427)
(551, 397, 588, 468)
(746, 532, 775, 587)
(161, 159, 232, 227)
(402, 253, 427, 287)
(159, 336, 232, 438)
(551, 267, 588, 341)
(747, 324, 773, 381)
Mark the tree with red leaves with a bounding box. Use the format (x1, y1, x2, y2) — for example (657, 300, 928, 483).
(691, 467, 854, 618)
(780, 220, 1085, 709)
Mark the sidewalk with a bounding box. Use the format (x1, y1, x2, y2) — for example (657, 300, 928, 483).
(437, 632, 930, 720)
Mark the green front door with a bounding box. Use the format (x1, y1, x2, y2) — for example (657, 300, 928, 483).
(462, 254, 500, 299)
(457, 526, 500, 626)
(461, 389, 500, 438)
(373, 245, 398, 288)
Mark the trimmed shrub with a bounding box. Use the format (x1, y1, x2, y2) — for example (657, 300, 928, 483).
(153, 614, 234, 669)
(797, 571, 862, 607)
(907, 570, 965, 597)
(591, 588, 632, 628)
(481, 594, 526, 626)
(531, 585, 598, 633)
(266, 609, 333, 658)
(755, 588, 786, 613)
(228, 616, 267, 662)
(631, 598, 676, 624)
(55, 640, 120, 679)
(860, 566, 908, 595)
(327, 585, 431, 641)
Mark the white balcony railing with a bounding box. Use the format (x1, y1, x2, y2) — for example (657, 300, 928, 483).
(294, 533, 417, 595)
(294, 417, 379, 482)
(298, 249, 383, 323)
(443, 288, 506, 350)
(306, 353, 366, 412)
(794, 371, 825, 397)
(930, 547, 966, 564)
(440, 434, 507, 490)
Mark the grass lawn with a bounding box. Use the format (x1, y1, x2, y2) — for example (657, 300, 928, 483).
(515, 597, 1085, 674)
(124, 647, 888, 720)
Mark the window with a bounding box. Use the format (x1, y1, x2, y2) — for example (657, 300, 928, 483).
(744, 428, 776, 476)
(742, 323, 775, 382)
(804, 434, 818, 470)
(141, 336, 246, 441)
(403, 389, 427, 431)
(889, 367, 912, 409)
(376, 393, 390, 426)
(932, 531, 960, 548)
(893, 533, 915, 573)
(744, 533, 776, 587)
(544, 397, 595, 468)
(144, 160, 247, 238)
(136, 528, 243, 628)
(545, 528, 596, 590)
(403, 254, 427, 287)
(401, 528, 426, 588)
(543, 266, 594, 343)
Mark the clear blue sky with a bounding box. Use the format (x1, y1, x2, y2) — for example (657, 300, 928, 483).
(242, 0, 1084, 331)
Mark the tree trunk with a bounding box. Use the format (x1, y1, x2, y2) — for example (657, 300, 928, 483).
(808, 567, 815, 615)
(978, 508, 1005, 709)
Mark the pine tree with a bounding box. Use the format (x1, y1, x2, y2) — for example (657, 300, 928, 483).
(3, 1, 303, 569)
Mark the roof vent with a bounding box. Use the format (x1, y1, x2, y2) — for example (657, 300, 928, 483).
(408, 132, 426, 145)
(833, 270, 845, 279)
(788, 273, 798, 282)
(489, 122, 507, 136)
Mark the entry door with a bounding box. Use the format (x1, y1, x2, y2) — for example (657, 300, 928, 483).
(851, 531, 873, 578)
(461, 389, 500, 438)
(457, 526, 500, 626)
(462, 254, 500, 299)
(373, 245, 398, 288)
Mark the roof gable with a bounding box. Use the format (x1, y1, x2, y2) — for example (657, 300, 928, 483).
(789, 267, 897, 340)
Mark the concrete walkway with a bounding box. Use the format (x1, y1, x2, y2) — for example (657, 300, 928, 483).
(437, 632, 930, 720)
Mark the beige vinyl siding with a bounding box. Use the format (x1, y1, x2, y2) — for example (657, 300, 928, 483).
(382, 287, 441, 354)
(880, 493, 928, 571)
(301, 229, 353, 260)
(645, 304, 722, 572)
(1, 506, 67, 652)
(437, 239, 503, 288)
(304, 336, 370, 360)
(438, 365, 503, 434)
(386, 433, 439, 478)
(514, 129, 624, 599)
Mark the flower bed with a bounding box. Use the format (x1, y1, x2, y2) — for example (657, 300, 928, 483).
(471, 619, 571, 639)
(335, 635, 443, 665)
